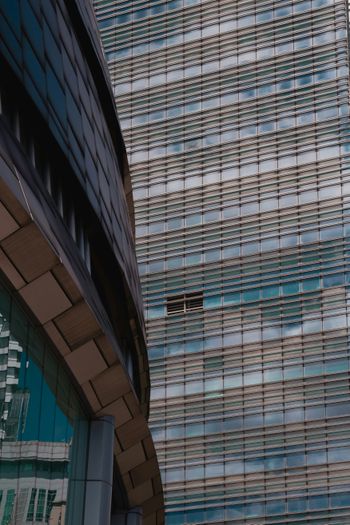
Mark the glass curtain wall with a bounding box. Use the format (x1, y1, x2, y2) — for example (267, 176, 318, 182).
(95, 0, 350, 523)
(0, 277, 89, 525)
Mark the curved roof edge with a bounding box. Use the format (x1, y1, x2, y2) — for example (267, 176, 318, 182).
(0, 151, 164, 524)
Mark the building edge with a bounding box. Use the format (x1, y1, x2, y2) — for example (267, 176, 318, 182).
(0, 0, 164, 522)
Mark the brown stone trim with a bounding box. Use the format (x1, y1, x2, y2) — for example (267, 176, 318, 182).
(0, 175, 164, 524)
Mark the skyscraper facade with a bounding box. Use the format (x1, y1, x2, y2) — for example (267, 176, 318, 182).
(95, 0, 350, 523)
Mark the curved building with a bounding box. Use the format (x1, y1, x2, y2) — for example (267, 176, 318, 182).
(0, 1, 163, 524)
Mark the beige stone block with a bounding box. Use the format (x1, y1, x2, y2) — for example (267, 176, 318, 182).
(0, 178, 29, 225)
(128, 480, 153, 507)
(143, 514, 155, 525)
(124, 390, 140, 417)
(121, 473, 133, 491)
(157, 508, 165, 525)
(114, 436, 122, 455)
(52, 265, 81, 303)
(80, 382, 102, 413)
(55, 301, 100, 348)
(0, 202, 18, 240)
(19, 272, 71, 324)
(142, 494, 163, 517)
(117, 442, 146, 474)
(152, 474, 162, 495)
(0, 247, 25, 289)
(43, 321, 71, 356)
(1, 223, 58, 281)
(92, 364, 130, 406)
(95, 333, 118, 365)
(97, 397, 132, 427)
(130, 457, 158, 486)
(65, 340, 107, 384)
(117, 414, 147, 450)
(142, 435, 156, 460)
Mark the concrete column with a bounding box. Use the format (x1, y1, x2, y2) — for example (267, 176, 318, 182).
(111, 507, 143, 525)
(84, 416, 115, 525)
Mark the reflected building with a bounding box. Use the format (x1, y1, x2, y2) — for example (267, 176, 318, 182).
(0, 0, 163, 524)
(95, 0, 350, 524)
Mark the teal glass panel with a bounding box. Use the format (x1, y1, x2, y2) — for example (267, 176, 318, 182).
(307, 450, 327, 465)
(185, 339, 203, 353)
(302, 277, 320, 291)
(204, 295, 222, 308)
(223, 292, 240, 305)
(262, 285, 279, 298)
(282, 282, 299, 295)
(243, 289, 260, 302)
(185, 254, 201, 266)
(325, 359, 349, 374)
(167, 257, 182, 270)
(264, 368, 283, 383)
(309, 495, 328, 510)
(186, 423, 204, 437)
(167, 512, 184, 525)
(187, 509, 204, 523)
(204, 336, 222, 350)
(304, 362, 324, 377)
(0, 278, 89, 524)
(328, 447, 350, 463)
(266, 500, 286, 515)
(324, 273, 345, 287)
(226, 504, 244, 518)
(288, 497, 307, 512)
(167, 342, 184, 356)
(148, 305, 165, 319)
(284, 366, 303, 380)
(331, 492, 350, 508)
(305, 405, 324, 420)
(207, 508, 224, 522)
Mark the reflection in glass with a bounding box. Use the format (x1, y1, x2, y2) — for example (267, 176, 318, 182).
(0, 280, 89, 524)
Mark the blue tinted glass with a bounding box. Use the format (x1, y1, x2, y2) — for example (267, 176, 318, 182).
(287, 453, 305, 467)
(243, 289, 260, 302)
(226, 504, 244, 518)
(323, 273, 345, 287)
(288, 497, 307, 512)
(167, 512, 184, 525)
(331, 492, 350, 508)
(186, 423, 204, 437)
(207, 508, 224, 522)
(21, 0, 43, 57)
(282, 282, 299, 295)
(185, 339, 202, 353)
(0, 280, 88, 522)
(204, 295, 222, 308)
(309, 495, 328, 510)
(246, 501, 264, 517)
(266, 500, 286, 514)
(302, 277, 320, 291)
(223, 292, 240, 305)
(187, 510, 204, 523)
(262, 285, 279, 298)
(23, 39, 46, 95)
(1, 0, 21, 35)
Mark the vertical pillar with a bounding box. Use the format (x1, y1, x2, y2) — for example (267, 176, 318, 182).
(83, 416, 115, 525)
(111, 507, 143, 525)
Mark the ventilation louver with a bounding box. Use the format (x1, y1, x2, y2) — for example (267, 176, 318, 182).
(167, 292, 203, 315)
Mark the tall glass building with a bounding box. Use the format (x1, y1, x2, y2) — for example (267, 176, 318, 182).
(95, 0, 350, 523)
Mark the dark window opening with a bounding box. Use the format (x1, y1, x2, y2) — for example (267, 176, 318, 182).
(167, 292, 203, 315)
